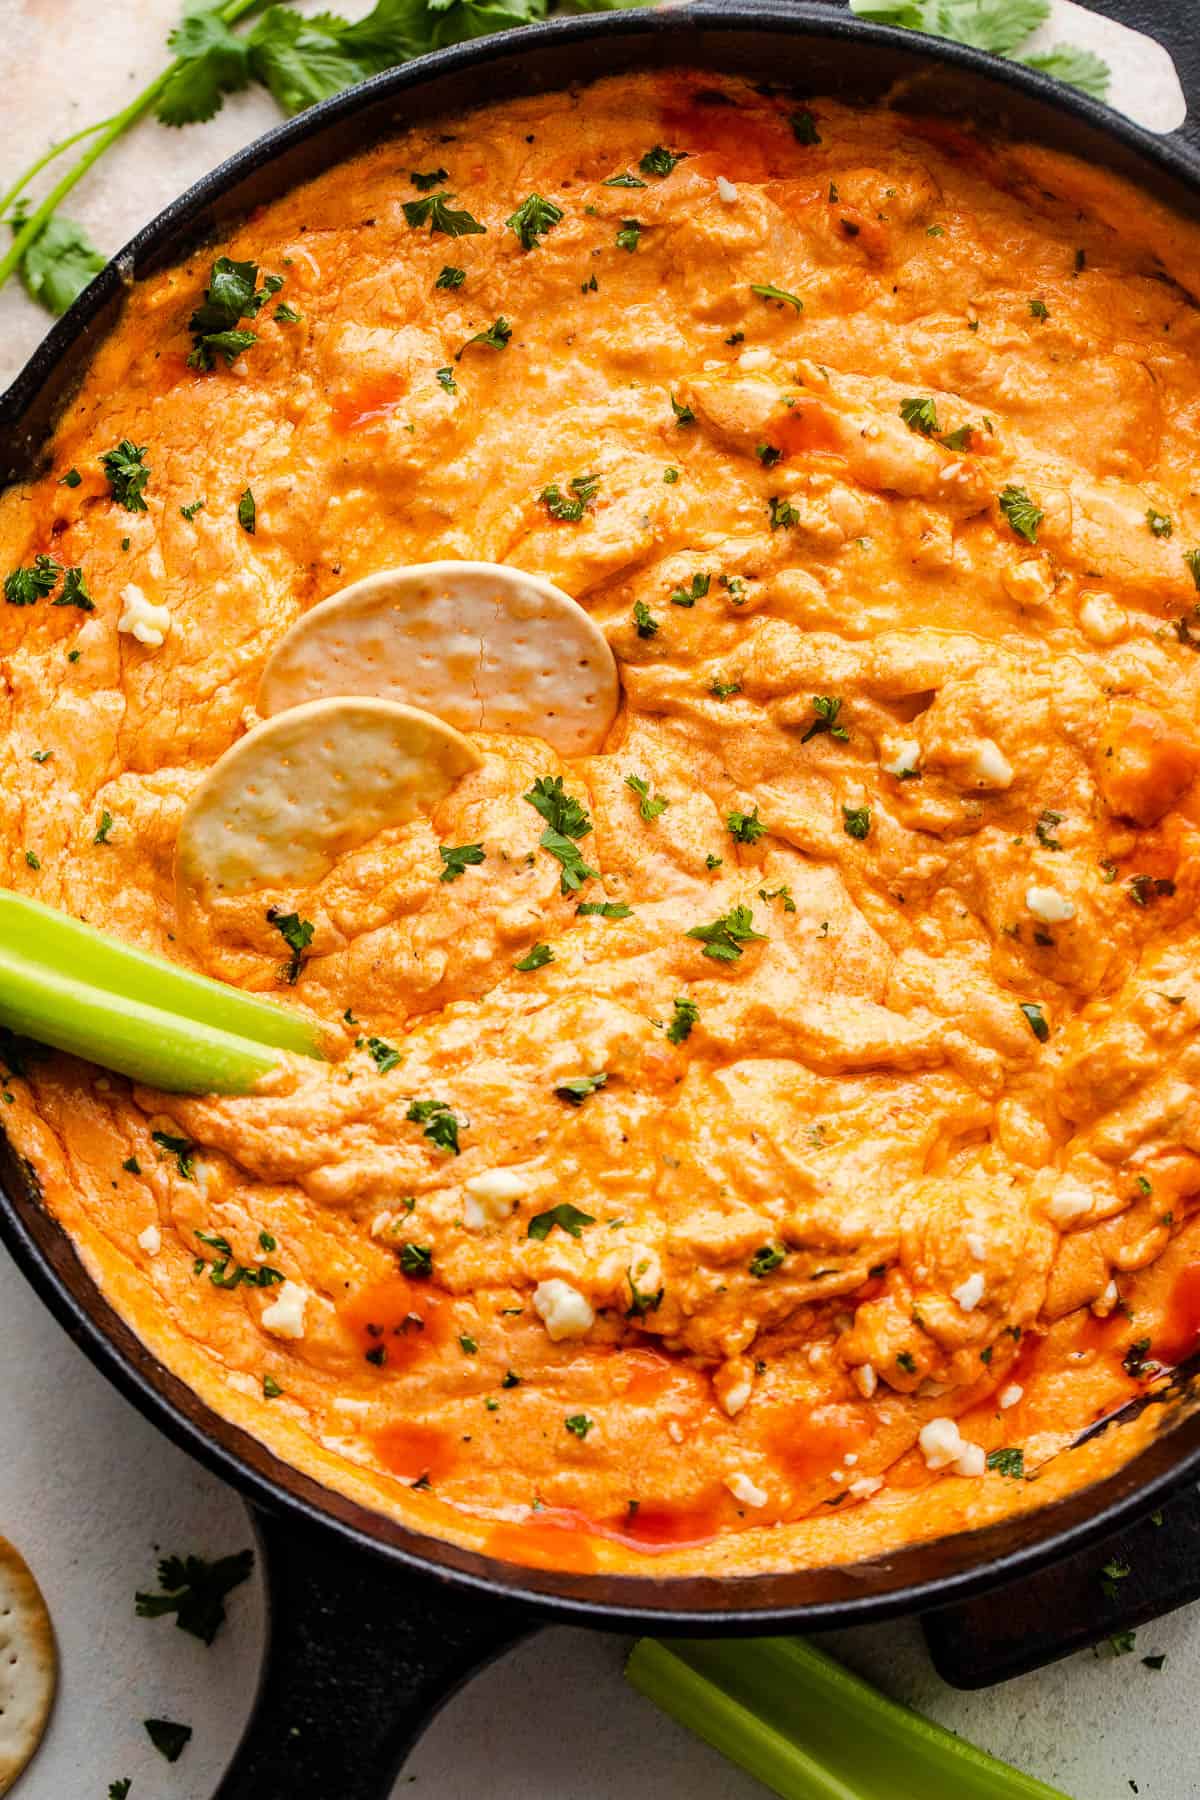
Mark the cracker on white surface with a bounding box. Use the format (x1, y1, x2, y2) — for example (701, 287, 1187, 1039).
(257, 562, 619, 757)
(176, 696, 482, 900)
(0, 1535, 56, 1796)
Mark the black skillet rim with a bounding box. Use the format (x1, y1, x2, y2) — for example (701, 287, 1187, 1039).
(4, 0, 1200, 1630)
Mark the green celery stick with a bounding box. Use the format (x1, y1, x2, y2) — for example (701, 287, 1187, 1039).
(0, 889, 322, 1060)
(626, 1637, 1070, 1800)
(0, 945, 282, 1093)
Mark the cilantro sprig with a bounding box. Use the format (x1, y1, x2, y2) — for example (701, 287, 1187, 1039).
(846, 0, 1110, 97)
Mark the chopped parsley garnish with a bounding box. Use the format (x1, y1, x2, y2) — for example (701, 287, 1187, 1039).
(514, 942, 554, 971)
(506, 192, 563, 250)
(1185, 548, 1200, 590)
(436, 366, 458, 393)
(1035, 808, 1063, 850)
(896, 1351, 917, 1374)
(1123, 1336, 1153, 1378)
(31, 749, 52, 763)
(986, 1447, 1025, 1478)
(540, 473, 599, 521)
(564, 1412, 594, 1438)
(1143, 1653, 1167, 1671)
(4, 553, 60, 606)
(670, 393, 695, 425)
(705, 853, 723, 870)
(998, 483, 1044, 544)
(749, 1244, 786, 1277)
(801, 694, 848, 744)
(750, 282, 803, 313)
(367, 1037, 401, 1074)
(93, 809, 115, 844)
(266, 907, 313, 983)
(790, 108, 820, 144)
(727, 806, 766, 844)
(237, 487, 256, 534)
(100, 439, 151, 511)
(768, 496, 800, 530)
(842, 804, 870, 839)
(666, 997, 699, 1044)
(411, 167, 449, 190)
(626, 1260, 664, 1318)
(1147, 507, 1173, 539)
(436, 265, 466, 289)
(406, 1100, 461, 1155)
(527, 1202, 595, 1240)
(61, 468, 81, 488)
(625, 773, 669, 820)
(24, 851, 39, 870)
(1020, 1001, 1050, 1042)
(577, 900, 633, 919)
(457, 317, 511, 357)
(756, 442, 782, 467)
(632, 599, 659, 638)
(399, 1242, 434, 1278)
(900, 396, 938, 436)
(263, 1375, 283, 1397)
(438, 841, 484, 882)
(194, 1228, 283, 1290)
(687, 904, 764, 962)
(1028, 298, 1049, 322)
(710, 677, 741, 699)
(554, 1072, 608, 1105)
(402, 192, 486, 236)
(523, 774, 597, 893)
(51, 565, 93, 611)
(639, 145, 686, 177)
(122, 1156, 141, 1175)
(604, 172, 647, 189)
(180, 498, 206, 521)
(670, 572, 709, 606)
(144, 1719, 192, 1763)
(459, 1333, 478, 1354)
(501, 1368, 522, 1386)
(615, 219, 642, 253)
(135, 1548, 253, 1646)
(109, 1782, 131, 1799)
(1128, 874, 1175, 907)
(273, 301, 300, 323)
(187, 257, 283, 368)
(758, 883, 796, 912)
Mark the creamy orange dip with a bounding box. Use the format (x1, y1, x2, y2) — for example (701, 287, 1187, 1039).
(4, 70, 1200, 1577)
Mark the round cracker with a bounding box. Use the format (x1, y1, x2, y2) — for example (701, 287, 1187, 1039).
(0, 1536, 56, 1796)
(257, 562, 619, 757)
(176, 697, 482, 900)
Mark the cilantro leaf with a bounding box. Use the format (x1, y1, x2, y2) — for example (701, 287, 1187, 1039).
(514, 942, 553, 970)
(438, 841, 485, 881)
(801, 694, 848, 744)
(53, 566, 94, 611)
(135, 1547, 253, 1645)
(751, 281, 803, 313)
(12, 212, 106, 316)
(399, 1241, 433, 1277)
(157, 6, 251, 127)
(506, 192, 563, 250)
(527, 1202, 595, 1240)
(727, 805, 766, 844)
(246, 7, 372, 114)
(842, 804, 871, 840)
(406, 1098, 461, 1154)
(1020, 45, 1111, 98)
(541, 472, 599, 521)
(436, 264, 466, 288)
(669, 572, 709, 607)
(604, 171, 647, 189)
(666, 997, 699, 1044)
(687, 904, 765, 962)
(402, 191, 486, 236)
(5, 554, 61, 606)
(144, 1719, 192, 1763)
(367, 1036, 401, 1073)
(188, 256, 281, 369)
(1020, 1000, 1050, 1042)
(457, 316, 511, 357)
(615, 219, 642, 253)
(523, 775, 592, 840)
(237, 487, 257, 534)
(555, 1072, 608, 1104)
(632, 599, 659, 638)
(639, 145, 686, 177)
(266, 907, 313, 983)
(564, 1412, 594, 1437)
(577, 900, 632, 919)
(152, 1130, 195, 1179)
(625, 773, 669, 820)
(986, 1446, 1025, 1478)
(900, 396, 938, 436)
(998, 483, 1043, 544)
(749, 1244, 786, 1277)
(100, 440, 150, 512)
(411, 167, 449, 190)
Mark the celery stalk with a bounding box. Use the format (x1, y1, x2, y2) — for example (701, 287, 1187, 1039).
(0, 946, 282, 1093)
(0, 890, 322, 1061)
(626, 1637, 1071, 1800)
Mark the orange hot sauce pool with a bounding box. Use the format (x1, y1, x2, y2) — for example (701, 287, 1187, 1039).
(4, 68, 1200, 1577)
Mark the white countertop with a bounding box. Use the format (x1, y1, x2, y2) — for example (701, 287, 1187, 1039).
(1, 4, 1198, 1795)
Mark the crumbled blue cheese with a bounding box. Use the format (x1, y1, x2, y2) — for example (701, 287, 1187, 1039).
(725, 1470, 768, 1508)
(1044, 1176, 1095, 1226)
(532, 1278, 594, 1341)
(918, 1416, 985, 1477)
(463, 1166, 527, 1231)
(885, 740, 920, 778)
(118, 584, 171, 648)
(952, 1271, 985, 1312)
(137, 1223, 161, 1256)
(999, 1384, 1023, 1410)
(1026, 885, 1074, 924)
(968, 739, 1013, 788)
(261, 1279, 309, 1339)
(716, 176, 738, 205)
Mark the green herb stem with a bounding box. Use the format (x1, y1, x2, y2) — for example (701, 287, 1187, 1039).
(0, 0, 264, 299)
(0, 116, 118, 224)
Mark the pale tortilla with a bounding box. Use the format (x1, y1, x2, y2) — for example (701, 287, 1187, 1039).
(0, 1537, 56, 1796)
(256, 562, 619, 756)
(176, 697, 482, 900)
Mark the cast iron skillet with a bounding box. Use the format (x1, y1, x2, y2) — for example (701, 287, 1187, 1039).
(4, 1, 1200, 1791)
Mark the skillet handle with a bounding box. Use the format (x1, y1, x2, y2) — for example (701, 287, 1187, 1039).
(214, 1506, 533, 1800)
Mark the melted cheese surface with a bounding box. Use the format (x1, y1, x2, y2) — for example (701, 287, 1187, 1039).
(4, 72, 1200, 1574)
